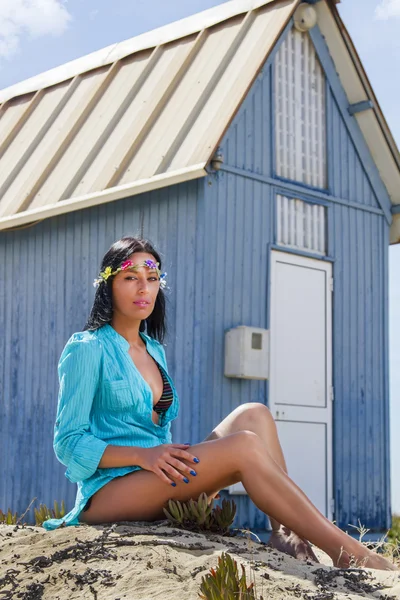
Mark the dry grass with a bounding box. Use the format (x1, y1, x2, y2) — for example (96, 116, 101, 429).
(348, 518, 400, 568)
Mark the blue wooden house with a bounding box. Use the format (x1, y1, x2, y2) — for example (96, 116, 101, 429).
(1, 0, 399, 535)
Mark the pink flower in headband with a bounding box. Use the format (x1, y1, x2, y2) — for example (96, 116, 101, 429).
(121, 260, 133, 270)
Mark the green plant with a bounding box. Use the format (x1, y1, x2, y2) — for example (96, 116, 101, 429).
(34, 500, 66, 525)
(383, 517, 400, 565)
(0, 508, 18, 524)
(199, 552, 256, 600)
(388, 515, 400, 544)
(0, 499, 66, 527)
(163, 492, 236, 534)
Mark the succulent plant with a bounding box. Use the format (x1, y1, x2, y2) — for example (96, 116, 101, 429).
(0, 508, 18, 525)
(199, 552, 256, 599)
(212, 501, 237, 530)
(163, 492, 236, 534)
(34, 500, 66, 526)
(0, 500, 66, 526)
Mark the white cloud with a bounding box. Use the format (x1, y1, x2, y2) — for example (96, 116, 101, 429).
(375, 0, 400, 19)
(0, 0, 72, 60)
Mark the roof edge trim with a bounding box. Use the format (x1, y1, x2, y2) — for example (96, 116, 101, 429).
(0, 0, 283, 104)
(0, 165, 207, 232)
(329, 4, 400, 174)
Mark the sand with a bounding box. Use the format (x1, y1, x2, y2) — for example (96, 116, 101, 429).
(1, 522, 399, 599)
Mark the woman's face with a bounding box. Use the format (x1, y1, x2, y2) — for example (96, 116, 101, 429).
(111, 252, 161, 321)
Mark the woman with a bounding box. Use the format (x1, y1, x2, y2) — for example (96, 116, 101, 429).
(43, 236, 396, 571)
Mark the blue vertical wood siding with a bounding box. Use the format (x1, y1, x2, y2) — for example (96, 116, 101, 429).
(195, 172, 273, 531)
(221, 64, 272, 176)
(328, 88, 381, 209)
(332, 206, 391, 529)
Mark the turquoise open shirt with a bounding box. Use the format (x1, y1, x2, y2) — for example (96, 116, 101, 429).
(42, 323, 180, 530)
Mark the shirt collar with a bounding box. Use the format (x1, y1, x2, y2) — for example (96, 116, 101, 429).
(102, 323, 149, 352)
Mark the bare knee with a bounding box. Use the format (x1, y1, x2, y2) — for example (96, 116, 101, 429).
(237, 402, 276, 429)
(229, 430, 266, 466)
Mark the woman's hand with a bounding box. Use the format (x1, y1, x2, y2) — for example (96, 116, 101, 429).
(136, 444, 200, 486)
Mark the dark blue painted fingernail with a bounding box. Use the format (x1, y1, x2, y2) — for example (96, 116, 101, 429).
(171, 482, 177, 487)
(183, 477, 189, 484)
(193, 457, 200, 463)
(190, 470, 197, 476)
(184, 441, 191, 445)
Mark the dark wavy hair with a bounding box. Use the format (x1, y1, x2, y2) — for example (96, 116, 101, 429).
(83, 236, 166, 343)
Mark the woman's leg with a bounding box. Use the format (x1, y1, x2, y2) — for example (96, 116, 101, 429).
(80, 431, 396, 570)
(204, 403, 317, 560)
(204, 404, 287, 509)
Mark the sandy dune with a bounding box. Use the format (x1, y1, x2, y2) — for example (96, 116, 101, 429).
(1, 522, 399, 599)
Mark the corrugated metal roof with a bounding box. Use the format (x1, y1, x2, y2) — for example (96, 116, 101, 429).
(0, 0, 297, 231)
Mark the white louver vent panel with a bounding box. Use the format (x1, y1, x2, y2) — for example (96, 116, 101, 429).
(276, 195, 326, 255)
(274, 28, 327, 188)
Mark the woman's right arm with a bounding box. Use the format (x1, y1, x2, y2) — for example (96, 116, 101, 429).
(54, 336, 109, 483)
(98, 444, 146, 468)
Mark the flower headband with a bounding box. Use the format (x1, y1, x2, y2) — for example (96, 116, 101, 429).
(93, 258, 167, 289)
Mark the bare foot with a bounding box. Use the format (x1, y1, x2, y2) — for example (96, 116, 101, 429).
(268, 526, 319, 563)
(335, 547, 398, 571)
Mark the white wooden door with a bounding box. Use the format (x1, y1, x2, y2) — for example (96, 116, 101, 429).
(269, 251, 333, 518)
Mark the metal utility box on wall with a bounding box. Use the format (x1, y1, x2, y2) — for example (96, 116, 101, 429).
(224, 326, 270, 380)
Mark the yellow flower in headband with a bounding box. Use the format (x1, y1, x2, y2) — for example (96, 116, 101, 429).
(100, 266, 113, 281)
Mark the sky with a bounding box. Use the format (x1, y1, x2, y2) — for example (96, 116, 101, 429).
(0, 0, 399, 514)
